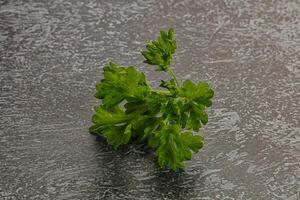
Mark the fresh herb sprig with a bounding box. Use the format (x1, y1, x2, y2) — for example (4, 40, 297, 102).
(89, 28, 214, 170)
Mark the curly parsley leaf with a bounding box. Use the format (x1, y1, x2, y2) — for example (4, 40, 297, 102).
(155, 124, 204, 170)
(95, 62, 150, 109)
(141, 28, 177, 71)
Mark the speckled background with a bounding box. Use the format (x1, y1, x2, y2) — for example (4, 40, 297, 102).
(0, 0, 299, 199)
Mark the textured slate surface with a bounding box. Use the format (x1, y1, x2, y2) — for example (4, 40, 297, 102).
(0, 0, 299, 199)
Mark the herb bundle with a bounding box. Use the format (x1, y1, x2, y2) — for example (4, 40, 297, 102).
(89, 28, 214, 170)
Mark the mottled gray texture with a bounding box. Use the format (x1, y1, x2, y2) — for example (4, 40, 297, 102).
(0, 0, 299, 199)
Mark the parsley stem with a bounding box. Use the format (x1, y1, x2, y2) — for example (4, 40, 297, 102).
(168, 68, 180, 88)
(151, 89, 171, 95)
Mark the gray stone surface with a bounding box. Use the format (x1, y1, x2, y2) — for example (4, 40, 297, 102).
(0, 0, 299, 199)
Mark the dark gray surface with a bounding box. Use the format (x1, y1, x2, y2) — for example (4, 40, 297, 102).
(0, 0, 299, 199)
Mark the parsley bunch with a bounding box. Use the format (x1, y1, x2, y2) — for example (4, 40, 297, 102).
(89, 28, 214, 170)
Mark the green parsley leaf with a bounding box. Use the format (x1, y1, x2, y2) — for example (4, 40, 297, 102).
(141, 28, 177, 71)
(95, 62, 150, 109)
(156, 125, 204, 170)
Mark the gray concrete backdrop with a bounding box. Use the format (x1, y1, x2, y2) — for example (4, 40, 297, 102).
(0, 0, 299, 199)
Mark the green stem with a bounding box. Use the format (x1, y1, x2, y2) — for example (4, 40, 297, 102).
(151, 89, 171, 95)
(168, 68, 180, 88)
